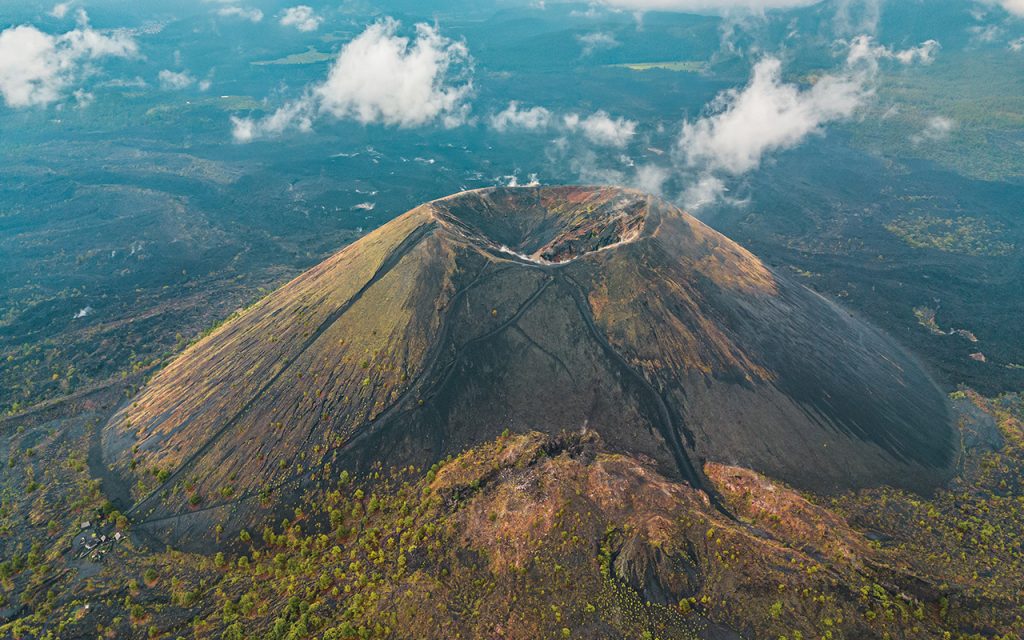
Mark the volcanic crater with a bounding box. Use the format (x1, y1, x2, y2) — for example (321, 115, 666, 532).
(433, 187, 649, 264)
(100, 186, 957, 547)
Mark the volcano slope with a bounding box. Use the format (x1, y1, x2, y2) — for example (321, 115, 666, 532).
(101, 186, 956, 546)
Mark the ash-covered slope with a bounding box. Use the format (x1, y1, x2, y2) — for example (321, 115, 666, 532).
(102, 186, 956, 545)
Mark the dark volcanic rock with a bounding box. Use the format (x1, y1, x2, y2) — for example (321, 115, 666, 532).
(101, 186, 957, 547)
(613, 535, 702, 605)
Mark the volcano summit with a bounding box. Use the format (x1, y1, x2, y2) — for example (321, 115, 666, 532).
(102, 186, 956, 545)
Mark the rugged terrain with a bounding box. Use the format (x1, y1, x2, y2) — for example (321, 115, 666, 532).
(99, 186, 956, 547)
(1, 388, 1022, 639)
(0, 187, 1017, 639)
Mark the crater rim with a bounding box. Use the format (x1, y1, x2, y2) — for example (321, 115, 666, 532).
(430, 185, 653, 265)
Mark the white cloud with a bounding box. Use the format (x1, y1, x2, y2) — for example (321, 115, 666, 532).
(893, 41, 940, 64)
(847, 36, 940, 67)
(968, 24, 1003, 42)
(0, 27, 60, 104)
(597, 0, 821, 14)
(679, 58, 866, 176)
(50, 2, 73, 19)
(217, 6, 264, 23)
(577, 31, 619, 56)
(676, 36, 939, 208)
(490, 102, 636, 145)
(569, 148, 627, 185)
(983, 0, 1024, 17)
(499, 104, 640, 187)
(681, 174, 728, 209)
(499, 172, 541, 187)
(233, 19, 473, 141)
(232, 98, 315, 142)
(73, 88, 93, 108)
(317, 20, 471, 127)
(571, 5, 605, 18)
(632, 164, 671, 195)
(158, 69, 195, 90)
(100, 76, 147, 88)
(280, 6, 323, 32)
(0, 12, 137, 109)
(564, 110, 637, 147)
(910, 116, 956, 145)
(832, 0, 882, 35)
(1011, 37, 1024, 51)
(489, 101, 552, 131)
(230, 116, 256, 143)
